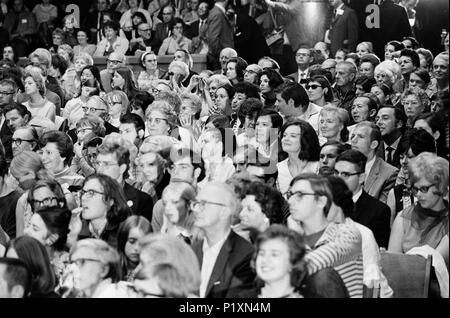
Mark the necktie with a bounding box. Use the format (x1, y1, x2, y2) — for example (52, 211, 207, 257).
(386, 146, 394, 165)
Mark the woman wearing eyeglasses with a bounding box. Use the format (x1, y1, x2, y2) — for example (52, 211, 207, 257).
(69, 174, 131, 249)
(105, 90, 130, 128)
(306, 75, 334, 108)
(60, 238, 137, 297)
(11, 126, 39, 156)
(71, 115, 106, 177)
(386, 129, 436, 223)
(388, 152, 449, 266)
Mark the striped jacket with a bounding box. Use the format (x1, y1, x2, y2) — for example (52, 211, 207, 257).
(305, 222, 364, 298)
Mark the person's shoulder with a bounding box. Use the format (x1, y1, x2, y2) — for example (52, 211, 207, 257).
(230, 230, 255, 251)
(276, 158, 289, 170)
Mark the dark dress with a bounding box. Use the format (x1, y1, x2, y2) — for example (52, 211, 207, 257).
(237, 268, 349, 298)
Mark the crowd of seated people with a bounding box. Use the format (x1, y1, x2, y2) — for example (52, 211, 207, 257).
(0, 0, 448, 299)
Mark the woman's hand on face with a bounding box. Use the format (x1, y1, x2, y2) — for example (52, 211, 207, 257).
(209, 102, 223, 115)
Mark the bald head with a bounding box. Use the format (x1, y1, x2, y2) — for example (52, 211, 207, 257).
(220, 48, 238, 71)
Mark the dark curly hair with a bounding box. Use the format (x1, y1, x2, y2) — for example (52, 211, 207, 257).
(244, 181, 285, 225)
(280, 119, 321, 161)
(252, 225, 308, 291)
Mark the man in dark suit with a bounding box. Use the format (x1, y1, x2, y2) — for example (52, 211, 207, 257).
(287, 46, 314, 84)
(206, 0, 235, 70)
(335, 149, 391, 248)
(96, 143, 154, 222)
(191, 182, 255, 298)
(234, 11, 270, 65)
(150, 4, 176, 54)
(186, 1, 210, 39)
(364, 0, 411, 59)
(375, 105, 408, 168)
(327, 0, 359, 57)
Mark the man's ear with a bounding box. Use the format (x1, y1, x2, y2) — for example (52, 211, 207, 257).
(370, 139, 379, 151)
(288, 98, 296, 109)
(138, 129, 145, 140)
(369, 109, 377, 119)
(395, 120, 403, 130)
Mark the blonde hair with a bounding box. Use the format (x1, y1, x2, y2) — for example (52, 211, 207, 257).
(139, 233, 201, 295)
(105, 90, 129, 115)
(70, 238, 122, 282)
(145, 100, 178, 129)
(409, 152, 449, 196)
(10, 150, 47, 180)
(24, 70, 46, 96)
(74, 52, 94, 66)
(162, 182, 197, 228)
(374, 60, 402, 86)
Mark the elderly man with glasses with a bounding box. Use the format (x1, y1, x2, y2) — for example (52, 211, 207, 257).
(190, 181, 255, 298)
(130, 23, 154, 56)
(100, 52, 125, 93)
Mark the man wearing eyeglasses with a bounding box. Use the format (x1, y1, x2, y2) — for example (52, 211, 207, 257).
(100, 52, 125, 93)
(95, 143, 154, 222)
(335, 149, 391, 248)
(130, 22, 154, 56)
(350, 121, 398, 204)
(287, 46, 313, 84)
(0, 79, 17, 162)
(191, 181, 255, 298)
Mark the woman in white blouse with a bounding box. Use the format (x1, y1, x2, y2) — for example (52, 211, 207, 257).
(94, 21, 129, 57)
(276, 120, 321, 195)
(158, 18, 192, 56)
(22, 69, 56, 122)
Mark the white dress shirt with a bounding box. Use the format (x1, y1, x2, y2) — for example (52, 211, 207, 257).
(383, 137, 400, 162)
(364, 156, 376, 183)
(200, 230, 230, 298)
(352, 188, 363, 203)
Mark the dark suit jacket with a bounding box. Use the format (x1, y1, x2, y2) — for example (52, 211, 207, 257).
(376, 138, 404, 169)
(329, 4, 359, 57)
(206, 6, 235, 69)
(365, 0, 412, 58)
(353, 190, 391, 248)
(150, 22, 171, 54)
(0, 120, 12, 161)
(234, 13, 270, 65)
(186, 20, 208, 39)
(192, 230, 255, 298)
(124, 182, 154, 222)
